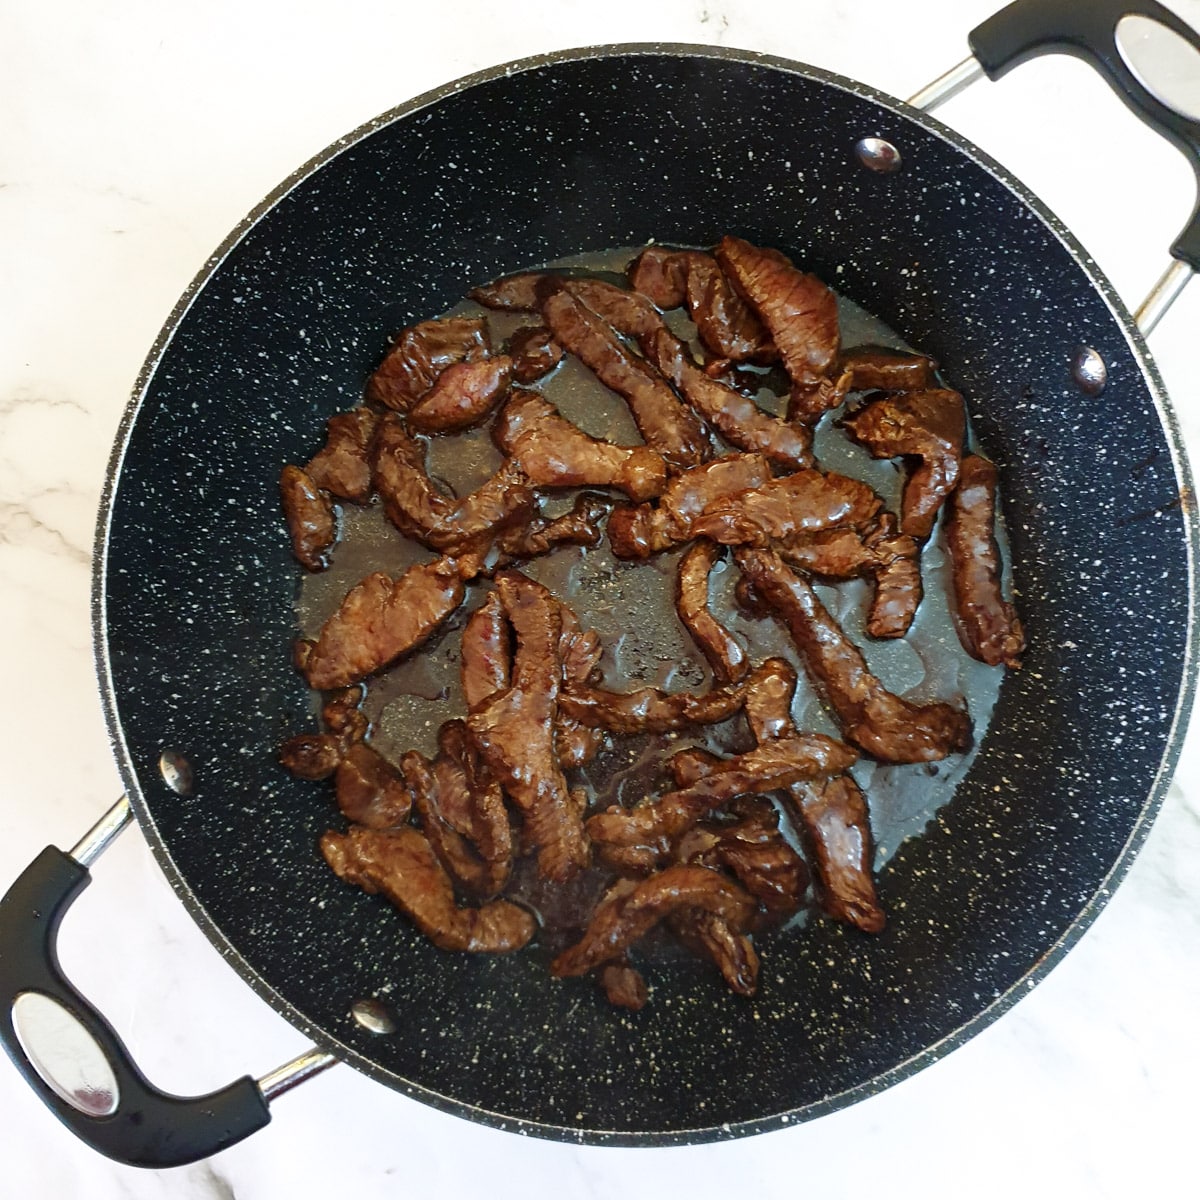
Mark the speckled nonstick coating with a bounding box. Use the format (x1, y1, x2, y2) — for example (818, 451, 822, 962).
(95, 47, 1199, 1143)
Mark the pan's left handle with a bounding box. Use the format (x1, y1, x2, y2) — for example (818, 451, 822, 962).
(0, 797, 336, 1168)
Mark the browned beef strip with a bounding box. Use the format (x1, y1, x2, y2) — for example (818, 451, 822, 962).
(335, 742, 412, 828)
(557, 673, 751, 735)
(668, 910, 759, 996)
(691, 467, 884, 548)
(944, 454, 1025, 668)
(496, 493, 610, 559)
(320, 825, 535, 953)
(551, 865, 756, 976)
(541, 287, 708, 469)
(586, 734, 857, 861)
(303, 559, 466, 689)
(322, 684, 369, 744)
(437, 720, 514, 889)
(280, 733, 343, 780)
(676, 540, 749, 683)
(607, 453, 772, 559)
(735, 548, 971, 762)
(840, 389, 966, 540)
(714, 235, 840, 406)
(839, 346, 936, 392)
(279, 465, 336, 571)
(467, 572, 589, 882)
(599, 960, 649, 1010)
(431, 460, 537, 557)
(627, 245, 689, 309)
(460, 590, 511, 712)
(785, 775, 885, 933)
(668, 747, 724, 788)
(509, 325, 564, 383)
(493, 390, 668, 502)
(468, 272, 553, 311)
(552, 600, 607, 769)
(305, 408, 378, 503)
(366, 316, 490, 411)
(407, 356, 513, 435)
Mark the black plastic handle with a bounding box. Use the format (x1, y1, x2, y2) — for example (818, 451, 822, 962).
(0, 846, 271, 1168)
(969, 0, 1200, 272)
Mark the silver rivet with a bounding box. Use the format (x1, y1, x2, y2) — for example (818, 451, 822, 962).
(158, 749, 193, 796)
(854, 137, 902, 173)
(350, 998, 396, 1035)
(1070, 346, 1108, 396)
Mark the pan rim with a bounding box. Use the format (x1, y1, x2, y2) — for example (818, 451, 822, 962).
(90, 41, 1200, 1145)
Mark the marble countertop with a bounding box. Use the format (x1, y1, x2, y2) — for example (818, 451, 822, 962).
(3, 0, 1200, 1195)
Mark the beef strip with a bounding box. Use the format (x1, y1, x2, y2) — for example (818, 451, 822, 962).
(599, 959, 650, 1010)
(335, 742, 413, 829)
(322, 684, 369, 744)
(607, 453, 772, 559)
(460, 590, 512, 711)
(320, 825, 534, 953)
(552, 600, 607, 769)
(407, 356, 513, 435)
(508, 325, 564, 383)
(626, 245, 688, 309)
(303, 558, 466, 689)
(437, 720, 514, 890)
(713, 235, 840, 417)
(496, 493, 610, 559)
(840, 388, 966, 540)
(676, 540, 749, 683)
(550, 864, 756, 976)
(839, 346, 936, 393)
(279, 465, 336, 571)
(557, 673, 752, 736)
(735, 548, 971, 762)
(305, 408, 378, 503)
(690, 467, 884, 548)
(585, 734, 857, 861)
(668, 910, 760, 996)
(366, 315, 490, 411)
(493, 389, 668, 502)
(944, 454, 1025, 668)
(279, 733, 343, 780)
(469, 272, 555, 311)
(467, 572, 590, 881)
(541, 286, 708, 469)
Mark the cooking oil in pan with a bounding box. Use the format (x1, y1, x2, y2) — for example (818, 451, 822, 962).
(294, 246, 1009, 874)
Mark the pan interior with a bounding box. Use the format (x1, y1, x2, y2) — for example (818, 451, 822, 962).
(98, 49, 1195, 1142)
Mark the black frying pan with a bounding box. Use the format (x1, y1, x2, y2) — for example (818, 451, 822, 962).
(2, 0, 1199, 1167)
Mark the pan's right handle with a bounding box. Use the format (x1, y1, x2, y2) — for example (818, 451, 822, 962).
(0, 797, 336, 1168)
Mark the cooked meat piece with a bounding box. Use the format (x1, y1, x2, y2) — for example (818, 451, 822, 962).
(840, 388, 966, 540)
(372, 415, 536, 555)
(320, 826, 534, 953)
(668, 910, 759, 996)
(778, 514, 923, 639)
(676, 540, 749, 683)
(735, 548, 971, 762)
(279, 733, 343, 780)
(667, 746, 724, 788)
(460, 591, 512, 712)
(714, 235, 839, 407)
(541, 286, 708, 469)
(840, 346, 936, 392)
(586, 733, 856, 860)
(493, 390, 668, 502)
(785, 775, 885, 933)
(626, 245, 689, 309)
(402, 750, 509, 898)
(607, 453, 772, 559)
(742, 657, 799, 744)
(279, 465, 336, 571)
(551, 865, 756, 976)
(691, 467, 883, 548)
(407, 356, 513, 435)
(335, 742, 412, 828)
(305, 408, 378, 503)
(366, 315, 490, 411)
(509, 325, 564, 383)
(469, 272, 555, 311)
(944, 455, 1025, 668)
(558, 673, 751, 736)
(599, 959, 650, 1010)
(437, 720, 514, 890)
(563, 278, 664, 342)
(303, 559, 466, 689)
(467, 572, 589, 881)
(553, 600, 607, 769)
(496, 493, 610, 559)
(322, 685, 369, 744)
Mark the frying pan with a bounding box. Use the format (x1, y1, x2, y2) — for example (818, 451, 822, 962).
(3, 0, 1200, 1169)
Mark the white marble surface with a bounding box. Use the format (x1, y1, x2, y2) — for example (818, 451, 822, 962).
(3, 0, 1200, 1195)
